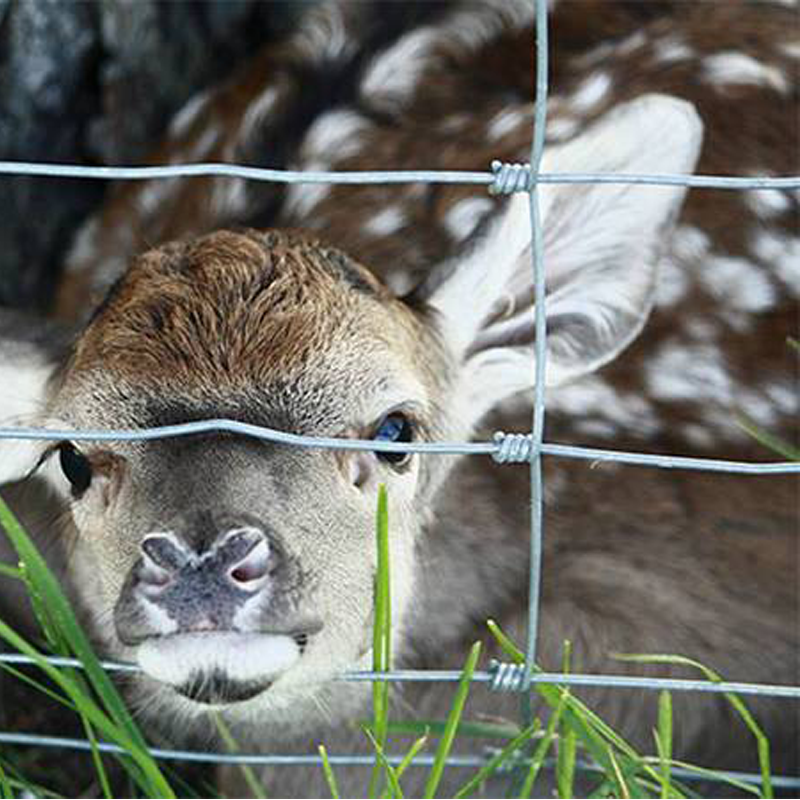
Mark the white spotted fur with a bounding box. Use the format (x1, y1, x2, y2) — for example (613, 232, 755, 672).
(702, 51, 790, 93)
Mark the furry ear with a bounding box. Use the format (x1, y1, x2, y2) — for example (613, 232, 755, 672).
(422, 94, 703, 428)
(0, 313, 69, 484)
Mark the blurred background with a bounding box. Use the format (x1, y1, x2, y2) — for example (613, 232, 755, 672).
(0, 0, 309, 311)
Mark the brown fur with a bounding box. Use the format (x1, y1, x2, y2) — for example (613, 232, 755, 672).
(72, 229, 398, 393)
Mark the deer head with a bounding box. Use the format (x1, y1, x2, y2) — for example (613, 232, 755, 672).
(2, 94, 701, 726)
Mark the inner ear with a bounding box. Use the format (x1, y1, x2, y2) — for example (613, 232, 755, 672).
(420, 94, 703, 429)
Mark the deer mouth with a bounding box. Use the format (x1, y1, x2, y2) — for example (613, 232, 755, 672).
(137, 630, 313, 704)
(175, 668, 272, 705)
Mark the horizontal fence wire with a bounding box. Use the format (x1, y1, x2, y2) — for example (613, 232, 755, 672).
(1, 160, 799, 191)
(1, 0, 799, 790)
(1, 653, 799, 698)
(0, 423, 797, 474)
(0, 731, 798, 791)
(1, 729, 798, 790)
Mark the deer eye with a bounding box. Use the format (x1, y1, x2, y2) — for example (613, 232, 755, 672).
(58, 443, 93, 496)
(373, 413, 414, 466)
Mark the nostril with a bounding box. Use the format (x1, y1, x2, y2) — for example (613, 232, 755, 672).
(231, 564, 260, 583)
(138, 550, 173, 593)
(228, 537, 270, 586)
(141, 534, 189, 571)
(139, 533, 189, 591)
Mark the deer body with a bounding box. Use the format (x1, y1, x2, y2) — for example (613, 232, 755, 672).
(0, 2, 797, 795)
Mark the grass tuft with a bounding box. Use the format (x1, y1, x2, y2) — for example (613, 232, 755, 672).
(0, 489, 782, 799)
(0, 495, 174, 797)
(367, 483, 393, 797)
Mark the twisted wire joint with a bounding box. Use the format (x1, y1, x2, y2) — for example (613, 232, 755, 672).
(490, 159, 534, 195)
(488, 659, 528, 692)
(493, 432, 537, 463)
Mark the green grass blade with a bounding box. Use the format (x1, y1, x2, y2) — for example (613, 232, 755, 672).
(15, 558, 63, 652)
(607, 746, 631, 799)
(453, 719, 540, 798)
(379, 734, 430, 800)
(641, 758, 761, 796)
(736, 414, 800, 460)
(364, 729, 405, 799)
(638, 777, 694, 800)
(0, 762, 11, 800)
(587, 779, 614, 798)
(213, 713, 267, 798)
(4, 780, 60, 800)
(423, 641, 481, 799)
(0, 498, 148, 745)
(0, 498, 174, 797)
(0, 660, 80, 708)
(0, 758, 59, 800)
(0, 617, 172, 794)
(160, 764, 219, 800)
(487, 620, 665, 796)
(0, 562, 21, 579)
(614, 653, 773, 798)
(557, 726, 577, 798)
(81, 715, 113, 799)
(488, 620, 614, 763)
(394, 734, 429, 781)
(556, 641, 576, 799)
(318, 744, 340, 799)
(655, 691, 673, 799)
(376, 484, 392, 674)
(518, 694, 566, 797)
(561, 641, 572, 675)
(368, 484, 392, 798)
(0, 618, 167, 793)
(487, 619, 524, 661)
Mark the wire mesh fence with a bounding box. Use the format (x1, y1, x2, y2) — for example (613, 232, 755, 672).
(0, 0, 798, 791)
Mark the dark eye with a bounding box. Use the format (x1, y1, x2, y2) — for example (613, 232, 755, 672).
(58, 443, 93, 496)
(373, 413, 414, 466)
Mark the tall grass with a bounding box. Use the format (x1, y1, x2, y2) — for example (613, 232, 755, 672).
(0, 490, 781, 798)
(0, 495, 174, 797)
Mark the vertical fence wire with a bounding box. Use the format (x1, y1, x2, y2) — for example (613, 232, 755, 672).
(522, 0, 550, 706)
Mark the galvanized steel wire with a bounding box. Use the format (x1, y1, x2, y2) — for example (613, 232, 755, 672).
(0, 423, 796, 472)
(1, 653, 798, 698)
(1, 729, 797, 792)
(0, 0, 798, 788)
(1, 160, 798, 191)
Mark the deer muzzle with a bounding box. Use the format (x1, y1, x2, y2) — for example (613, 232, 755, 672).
(113, 512, 321, 705)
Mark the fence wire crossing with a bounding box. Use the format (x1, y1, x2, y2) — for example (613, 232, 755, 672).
(0, 0, 799, 790)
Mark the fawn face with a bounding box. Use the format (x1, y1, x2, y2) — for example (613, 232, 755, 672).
(48, 229, 445, 712)
(17, 95, 702, 723)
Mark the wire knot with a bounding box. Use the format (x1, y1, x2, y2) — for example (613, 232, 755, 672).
(493, 432, 536, 463)
(488, 659, 528, 692)
(490, 160, 533, 195)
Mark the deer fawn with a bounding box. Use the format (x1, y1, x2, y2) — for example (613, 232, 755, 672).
(0, 1, 797, 795)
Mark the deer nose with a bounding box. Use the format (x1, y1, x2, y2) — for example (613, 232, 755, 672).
(120, 519, 286, 641)
(139, 527, 272, 594)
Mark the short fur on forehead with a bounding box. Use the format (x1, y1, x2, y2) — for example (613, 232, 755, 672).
(70, 229, 401, 394)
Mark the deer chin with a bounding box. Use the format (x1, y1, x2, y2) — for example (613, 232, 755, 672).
(137, 632, 302, 706)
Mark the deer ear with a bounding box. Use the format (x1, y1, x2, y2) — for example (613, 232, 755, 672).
(0, 313, 69, 484)
(422, 94, 703, 427)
